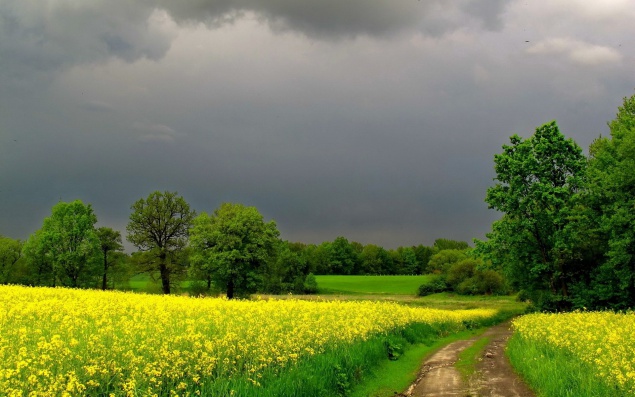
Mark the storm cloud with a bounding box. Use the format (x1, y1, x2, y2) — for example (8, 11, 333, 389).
(1, 1, 634, 248)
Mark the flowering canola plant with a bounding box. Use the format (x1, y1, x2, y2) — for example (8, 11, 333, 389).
(512, 312, 635, 395)
(0, 285, 496, 396)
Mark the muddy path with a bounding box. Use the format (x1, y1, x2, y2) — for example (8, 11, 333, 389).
(399, 322, 534, 397)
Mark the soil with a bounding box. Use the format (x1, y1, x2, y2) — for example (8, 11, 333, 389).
(398, 322, 535, 397)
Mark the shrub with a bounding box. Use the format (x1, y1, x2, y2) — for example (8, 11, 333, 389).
(417, 275, 448, 296)
(304, 273, 318, 294)
(446, 259, 477, 289)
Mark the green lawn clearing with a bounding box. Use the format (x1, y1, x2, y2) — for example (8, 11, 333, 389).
(315, 275, 433, 295)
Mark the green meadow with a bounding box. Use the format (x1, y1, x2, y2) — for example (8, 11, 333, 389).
(315, 274, 433, 295)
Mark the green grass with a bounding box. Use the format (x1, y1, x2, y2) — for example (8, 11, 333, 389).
(315, 275, 433, 295)
(507, 334, 621, 397)
(415, 292, 527, 312)
(455, 335, 490, 380)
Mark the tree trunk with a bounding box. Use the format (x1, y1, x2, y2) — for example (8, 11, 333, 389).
(207, 276, 212, 291)
(227, 278, 234, 299)
(102, 250, 108, 290)
(159, 253, 171, 294)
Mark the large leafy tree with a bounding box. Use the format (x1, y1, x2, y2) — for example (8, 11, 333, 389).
(475, 121, 587, 310)
(96, 227, 124, 290)
(189, 203, 279, 299)
(127, 191, 195, 294)
(579, 93, 635, 309)
(38, 200, 101, 287)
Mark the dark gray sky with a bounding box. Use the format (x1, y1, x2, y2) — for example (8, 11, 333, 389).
(1, 1, 634, 248)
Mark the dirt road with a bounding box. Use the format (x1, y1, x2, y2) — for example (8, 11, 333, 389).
(399, 322, 535, 397)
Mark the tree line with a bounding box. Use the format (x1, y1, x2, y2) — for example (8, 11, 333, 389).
(0, 192, 470, 298)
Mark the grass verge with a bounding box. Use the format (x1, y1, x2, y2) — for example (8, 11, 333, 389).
(506, 334, 621, 397)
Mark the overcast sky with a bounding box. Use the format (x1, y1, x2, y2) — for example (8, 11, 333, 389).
(1, 1, 634, 249)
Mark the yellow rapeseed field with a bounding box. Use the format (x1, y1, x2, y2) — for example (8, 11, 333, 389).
(0, 285, 496, 396)
(512, 312, 635, 395)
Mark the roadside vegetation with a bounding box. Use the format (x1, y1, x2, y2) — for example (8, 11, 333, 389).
(508, 312, 635, 396)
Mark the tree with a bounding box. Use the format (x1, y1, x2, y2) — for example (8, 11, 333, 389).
(189, 203, 280, 299)
(427, 249, 468, 274)
(0, 236, 22, 284)
(260, 240, 308, 294)
(126, 191, 195, 294)
(475, 121, 586, 310)
(39, 200, 101, 287)
(413, 244, 434, 274)
(576, 93, 635, 309)
(21, 230, 53, 286)
(96, 227, 124, 290)
(359, 244, 391, 275)
(327, 237, 358, 275)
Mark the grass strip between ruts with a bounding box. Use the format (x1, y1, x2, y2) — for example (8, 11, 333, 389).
(455, 335, 490, 381)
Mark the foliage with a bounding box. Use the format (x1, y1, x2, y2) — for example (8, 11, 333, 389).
(327, 236, 360, 275)
(0, 236, 22, 284)
(427, 249, 468, 273)
(573, 92, 635, 309)
(432, 238, 469, 252)
(21, 230, 53, 286)
(417, 275, 448, 296)
(0, 285, 499, 396)
(96, 227, 123, 290)
(475, 121, 587, 310)
(189, 202, 280, 298)
(127, 191, 195, 294)
(24, 200, 101, 288)
(261, 240, 308, 294)
(359, 244, 393, 275)
(510, 312, 635, 396)
(391, 246, 419, 275)
(304, 272, 318, 294)
(412, 244, 434, 274)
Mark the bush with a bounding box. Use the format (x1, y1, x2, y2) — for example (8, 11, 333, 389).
(477, 270, 506, 295)
(304, 273, 318, 294)
(417, 275, 448, 296)
(293, 276, 306, 294)
(446, 259, 477, 289)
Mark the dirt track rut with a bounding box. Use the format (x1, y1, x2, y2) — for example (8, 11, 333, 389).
(399, 322, 535, 397)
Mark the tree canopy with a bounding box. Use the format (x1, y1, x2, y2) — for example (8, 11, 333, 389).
(573, 93, 635, 309)
(127, 191, 195, 294)
(29, 200, 102, 288)
(476, 121, 587, 310)
(96, 227, 124, 290)
(189, 203, 280, 298)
